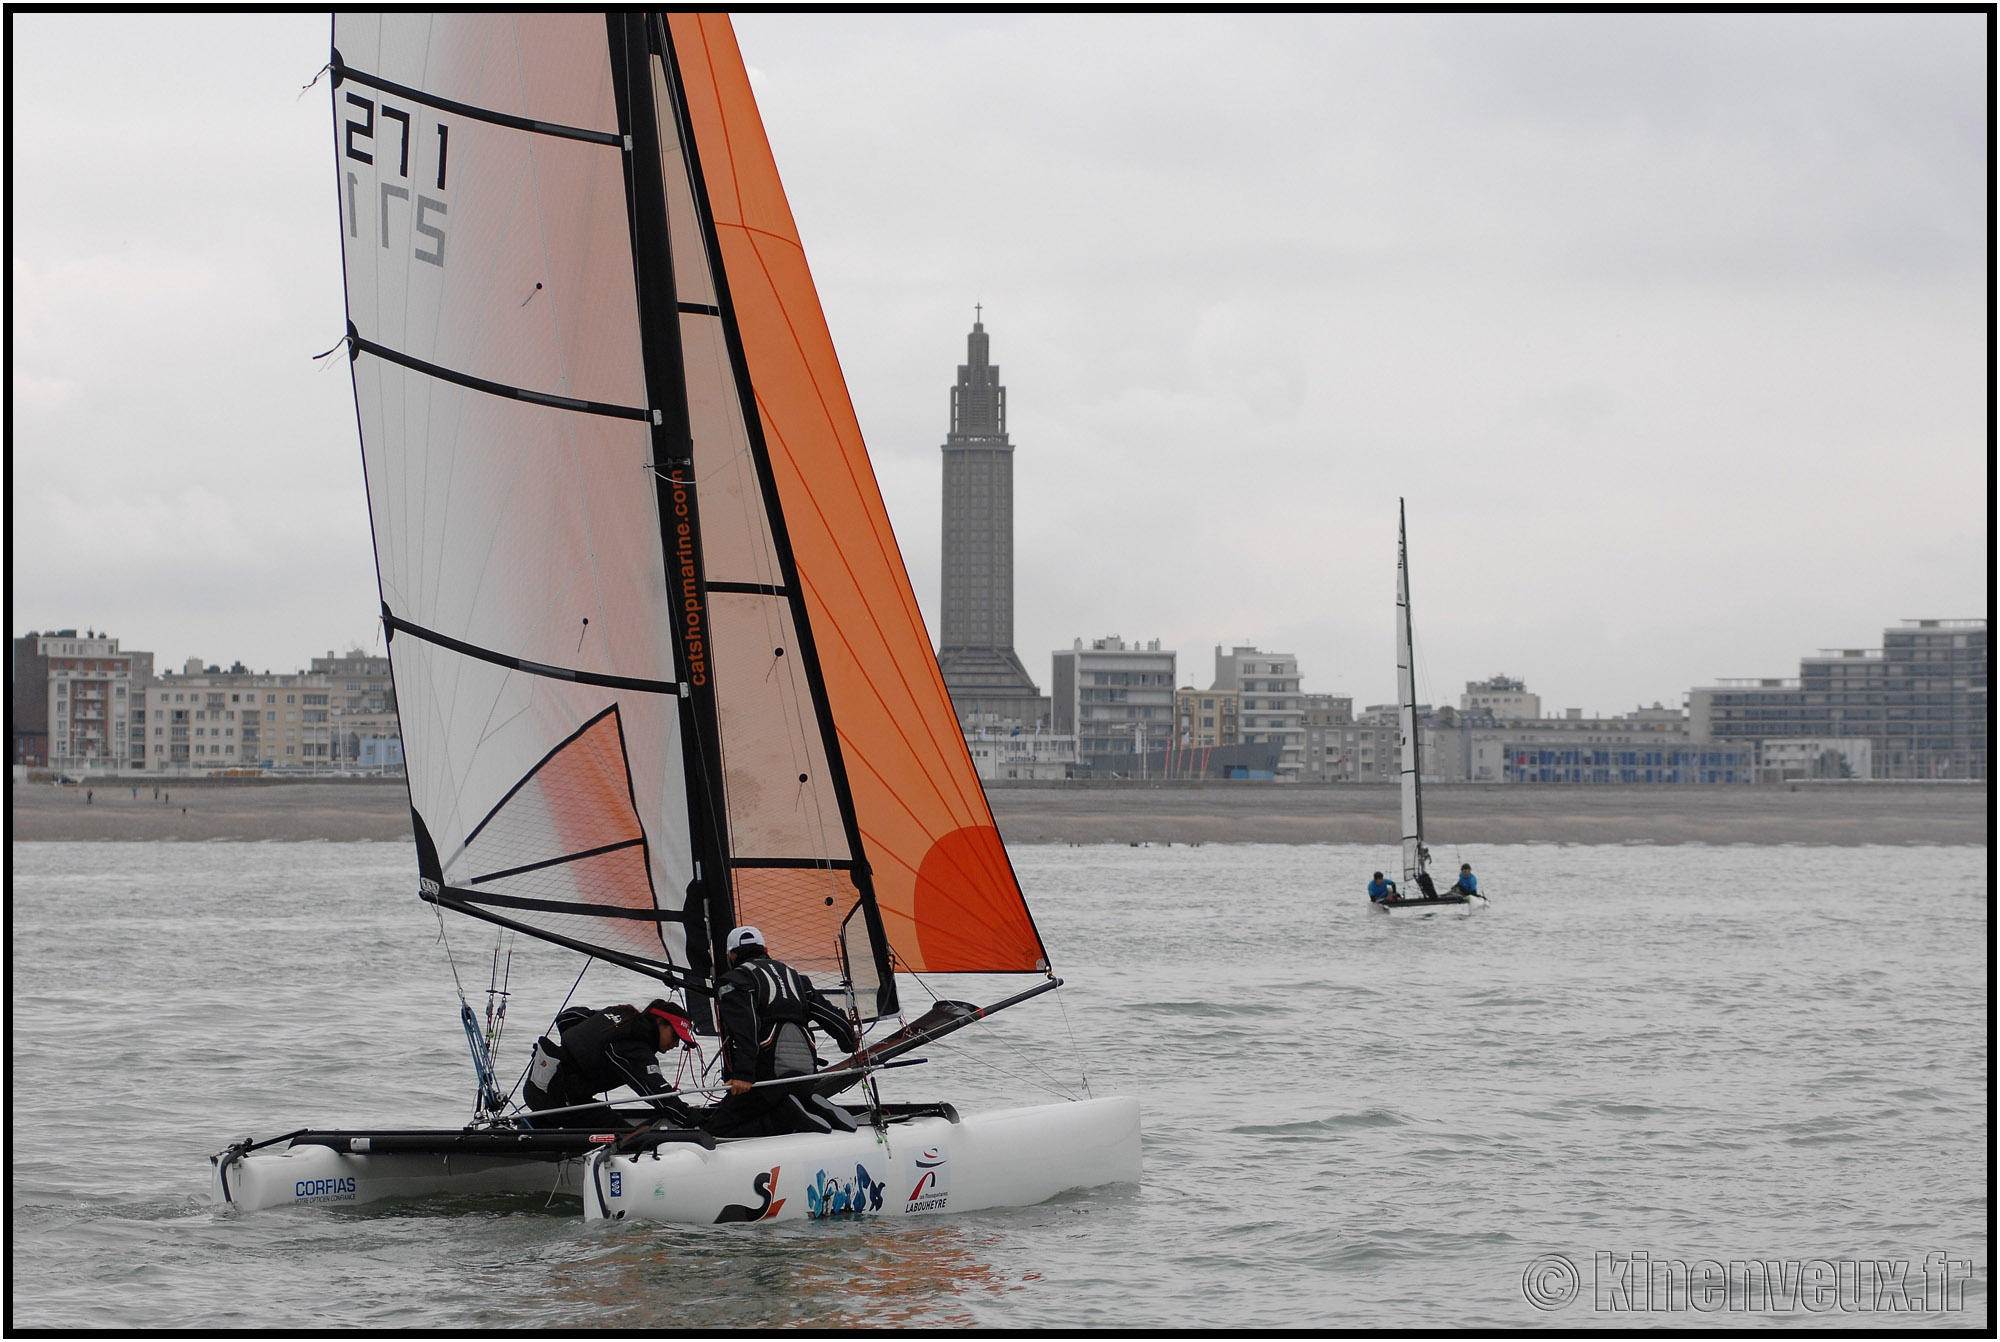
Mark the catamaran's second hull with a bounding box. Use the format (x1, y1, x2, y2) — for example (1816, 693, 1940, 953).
(1375, 896, 1479, 917)
(584, 1096, 1141, 1225)
(213, 1143, 586, 1211)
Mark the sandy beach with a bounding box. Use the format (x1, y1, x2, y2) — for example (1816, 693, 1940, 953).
(9, 778, 1986, 846)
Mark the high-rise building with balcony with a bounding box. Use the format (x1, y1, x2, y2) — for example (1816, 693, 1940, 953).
(143, 658, 335, 773)
(33, 630, 149, 774)
(1211, 646, 1306, 780)
(1053, 636, 1177, 763)
(1689, 618, 1987, 779)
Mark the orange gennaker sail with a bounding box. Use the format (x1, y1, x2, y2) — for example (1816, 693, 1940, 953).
(667, 15, 1046, 976)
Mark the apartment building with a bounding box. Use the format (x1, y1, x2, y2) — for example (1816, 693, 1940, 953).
(1211, 646, 1305, 780)
(31, 630, 153, 774)
(1173, 687, 1240, 748)
(1461, 674, 1540, 719)
(12, 633, 51, 765)
(1052, 636, 1177, 763)
(1300, 691, 1355, 781)
(142, 659, 335, 773)
(1462, 706, 1752, 784)
(1689, 618, 1987, 780)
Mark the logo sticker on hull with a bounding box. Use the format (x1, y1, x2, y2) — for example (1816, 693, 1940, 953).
(806, 1164, 884, 1219)
(905, 1146, 950, 1214)
(714, 1166, 786, 1223)
(293, 1177, 357, 1203)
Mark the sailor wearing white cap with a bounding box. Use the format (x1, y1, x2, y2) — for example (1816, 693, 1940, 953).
(704, 926, 860, 1138)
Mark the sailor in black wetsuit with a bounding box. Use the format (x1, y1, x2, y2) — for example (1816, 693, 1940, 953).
(703, 926, 859, 1138)
(523, 999, 701, 1129)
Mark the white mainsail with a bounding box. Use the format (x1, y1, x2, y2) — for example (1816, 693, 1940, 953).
(1395, 499, 1430, 890)
(335, 14, 698, 980)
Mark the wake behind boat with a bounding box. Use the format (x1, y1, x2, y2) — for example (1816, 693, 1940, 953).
(211, 12, 1138, 1223)
(1369, 501, 1485, 919)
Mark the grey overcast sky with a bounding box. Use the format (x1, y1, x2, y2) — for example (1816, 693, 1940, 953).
(11, 13, 1988, 713)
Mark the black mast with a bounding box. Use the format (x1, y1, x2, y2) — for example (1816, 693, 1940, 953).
(1400, 498, 1426, 868)
(607, 13, 733, 1021)
(653, 18, 898, 1014)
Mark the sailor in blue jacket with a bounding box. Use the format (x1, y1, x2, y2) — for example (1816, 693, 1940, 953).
(1367, 872, 1398, 902)
(1452, 863, 1479, 897)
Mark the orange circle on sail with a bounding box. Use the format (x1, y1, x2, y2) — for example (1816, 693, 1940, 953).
(911, 825, 1044, 973)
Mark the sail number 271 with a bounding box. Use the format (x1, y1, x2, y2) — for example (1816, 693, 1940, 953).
(343, 93, 448, 268)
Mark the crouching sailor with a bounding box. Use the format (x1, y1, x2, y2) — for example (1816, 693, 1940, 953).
(703, 926, 860, 1138)
(523, 999, 702, 1129)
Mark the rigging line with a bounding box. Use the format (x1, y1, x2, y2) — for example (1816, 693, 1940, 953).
(953, 1052, 1080, 1105)
(895, 962, 1079, 1099)
(507, 955, 596, 1104)
(433, 900, 472, 1004)
(1049, 979, 1094, 1101)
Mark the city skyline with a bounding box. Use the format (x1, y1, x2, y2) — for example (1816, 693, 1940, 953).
(11, 14, 1986, 715)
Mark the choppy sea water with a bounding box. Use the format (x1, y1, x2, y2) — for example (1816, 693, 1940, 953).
(9, 840, 1988, 1329)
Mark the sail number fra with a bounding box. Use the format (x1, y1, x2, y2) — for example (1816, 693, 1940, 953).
(343, 93, 449, 267)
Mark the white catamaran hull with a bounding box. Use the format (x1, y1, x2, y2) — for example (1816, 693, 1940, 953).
(213, 1144, 588, 1212)
(1376, 897, 1478, 917)
(585, 1097, 1140, 1225)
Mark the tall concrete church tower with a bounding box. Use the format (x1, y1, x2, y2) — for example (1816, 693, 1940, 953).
(937, 311, 1047, 728)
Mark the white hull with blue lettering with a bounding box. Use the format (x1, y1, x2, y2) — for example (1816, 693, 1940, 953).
(585, 1097, 1141, 1225)
(212, 1143, 587, 1212)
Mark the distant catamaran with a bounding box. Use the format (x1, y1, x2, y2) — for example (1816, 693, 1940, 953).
(1374, 500, 1483, 918)
(211, 10, 1138, 1223)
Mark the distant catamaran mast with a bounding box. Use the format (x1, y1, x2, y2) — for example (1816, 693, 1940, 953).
(1396, 498, 1430, 891)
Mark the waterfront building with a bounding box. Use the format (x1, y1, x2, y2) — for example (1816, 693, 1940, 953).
(1465, 704, 1751, 784)
(1688, 618, 1987, 780)
(312, 650, 394, 715)
(963, 726, 1079, 782)
(1052, 636, 1177, 764)
(141, 659, 335, 773)
(312, 649, 404, 767)
(11, 633, 51, 766)
(27, 630, 151, 774)
(1759, 738, 1872, 782)
(1300, 691, 1355, 782)
(1334, 704, 1406, 783)
(1211, 646, 1305, 781)
(1461, 674, 1540, 719)
(1174, 687, 1240, 748)
(936, 312, 1048, 730)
